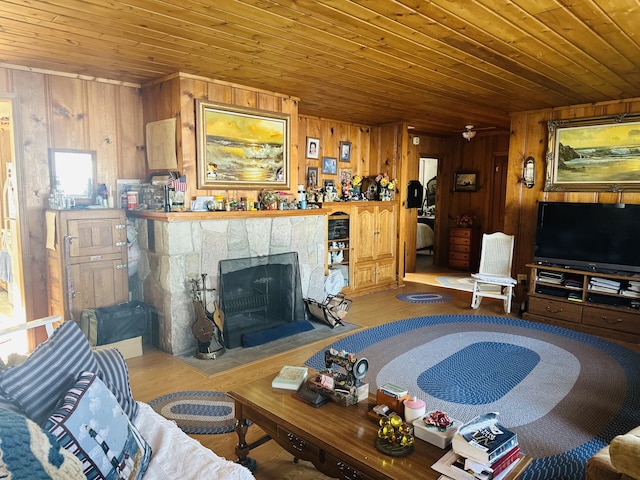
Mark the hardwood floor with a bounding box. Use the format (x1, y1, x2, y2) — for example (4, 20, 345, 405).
(126, 262, 639, 479)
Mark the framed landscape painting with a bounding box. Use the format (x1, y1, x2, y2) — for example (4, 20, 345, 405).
(545, 113, 640, 191)
(196, 100, 290, 189)
(454, 171, 478, 192)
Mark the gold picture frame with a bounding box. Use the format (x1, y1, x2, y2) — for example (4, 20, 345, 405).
(196, 100, 290, 189)
(545, 113, 640, 192)
(454, 171, 478, 192)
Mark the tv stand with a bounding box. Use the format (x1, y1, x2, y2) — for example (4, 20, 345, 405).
(524, 264, 640, 343)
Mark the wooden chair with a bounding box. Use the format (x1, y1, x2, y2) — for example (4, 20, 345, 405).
(471, 232, 517, 314)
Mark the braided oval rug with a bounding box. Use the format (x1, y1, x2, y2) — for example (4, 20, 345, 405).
(305, 314, 640, 480)
(149, 391, 237, 435)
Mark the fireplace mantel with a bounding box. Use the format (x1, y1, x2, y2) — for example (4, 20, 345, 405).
(129, 210, 328, 356)
(127, 207, 329, 222)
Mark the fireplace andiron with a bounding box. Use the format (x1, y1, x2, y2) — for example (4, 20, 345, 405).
(190, 274, 225, 360)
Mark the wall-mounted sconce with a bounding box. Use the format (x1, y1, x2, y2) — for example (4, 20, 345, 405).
(462, 125, 476, 141)
(523, 156, 536, 188)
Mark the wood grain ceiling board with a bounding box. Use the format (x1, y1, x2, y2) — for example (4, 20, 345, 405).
(0, 0, 638, 135)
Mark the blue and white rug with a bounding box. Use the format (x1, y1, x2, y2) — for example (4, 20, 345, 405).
(305, 315, 640, 480)
(149, 391, 237, 434)
(396, 292, 452, 304)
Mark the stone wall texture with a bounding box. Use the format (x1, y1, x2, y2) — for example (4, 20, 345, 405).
(132, 214, 327, 356)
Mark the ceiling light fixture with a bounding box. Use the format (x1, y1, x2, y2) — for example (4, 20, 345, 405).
(462, 125, 476, 141)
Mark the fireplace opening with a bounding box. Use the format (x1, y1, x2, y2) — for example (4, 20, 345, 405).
(218, 252, 307, 348)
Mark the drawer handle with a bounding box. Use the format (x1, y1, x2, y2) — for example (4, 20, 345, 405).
(336, 461, 364, 480)
(116, 264, 128, 270)
(601, 316, 623, 324)
(115, 224, 126, 230)
(286, 433, 306, 452)
(545, 306, 563, 314)
(115, 241, 126, 247)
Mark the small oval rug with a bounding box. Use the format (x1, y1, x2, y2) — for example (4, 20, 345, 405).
(149, 390, 237, 434)
(396, 292, 451, 304)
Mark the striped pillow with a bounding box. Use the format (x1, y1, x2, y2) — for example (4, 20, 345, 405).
(0, 321, 98, 425)
(93, 348, 139, 419)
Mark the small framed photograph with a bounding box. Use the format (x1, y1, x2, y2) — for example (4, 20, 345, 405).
(323, 179, 335, 191)
(454, 171, 478, 192)
(306, 137, 320, 159)
(322, 156, 337, 175)
(306, 167, 318, 188)
(339, 141, 352, 162)
(340, 168, 352, 185)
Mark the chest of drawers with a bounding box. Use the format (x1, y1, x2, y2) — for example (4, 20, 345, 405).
(448, 227, 480, 271)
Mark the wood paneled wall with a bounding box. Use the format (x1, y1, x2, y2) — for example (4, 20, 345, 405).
(506, 98, 640, 280)
(141, 73, 300, 203)
(298, 115, 371, 189)
(5, 62, 640, 323)
(0, 67, 144, 321)
(404, 131, 510, 270)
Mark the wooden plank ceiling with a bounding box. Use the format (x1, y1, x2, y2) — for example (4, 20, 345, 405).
(0, 0, 639, 135)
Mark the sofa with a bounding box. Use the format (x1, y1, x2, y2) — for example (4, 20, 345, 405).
(0, 319, 255, 480)
(587, 426, 640, 480)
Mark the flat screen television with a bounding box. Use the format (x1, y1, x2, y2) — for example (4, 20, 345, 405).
(534, 202, 640, 274)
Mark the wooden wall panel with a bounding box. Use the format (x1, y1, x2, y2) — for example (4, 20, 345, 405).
(1, 68, 144, 322)
(298, 115, 371, 192)
(142, 73, 300, 204)
(116, 86, 145, 180)
(507, 97, 640, 282)
(0, 69, 13, 92)
(87, 82, 119, 189)
(13, 70, 50, 322)
(47, 77, 88, 148)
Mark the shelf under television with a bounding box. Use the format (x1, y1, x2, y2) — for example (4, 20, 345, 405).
(525, 263, 640, 343)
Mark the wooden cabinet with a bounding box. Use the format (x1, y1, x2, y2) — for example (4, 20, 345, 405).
(46, 209, 128, 321)
(448, 227, 480, 271)
(523, 264, 640, 342)
(352, 204, 397, 293)
(327, 212, 351, 292)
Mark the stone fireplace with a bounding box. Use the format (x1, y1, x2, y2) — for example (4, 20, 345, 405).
(130, 213, 326, 356)
(218, 252, 306, 349)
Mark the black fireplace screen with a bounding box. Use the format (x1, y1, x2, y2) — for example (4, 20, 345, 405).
(218, 252, 306, 348)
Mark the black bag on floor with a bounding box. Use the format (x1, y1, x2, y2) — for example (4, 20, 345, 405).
(80, 301, 149, 346)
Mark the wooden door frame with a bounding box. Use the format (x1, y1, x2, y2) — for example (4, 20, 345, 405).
(487, 152, 509, 233)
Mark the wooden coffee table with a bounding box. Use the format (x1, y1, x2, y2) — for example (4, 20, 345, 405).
(228, 374, 531, 479)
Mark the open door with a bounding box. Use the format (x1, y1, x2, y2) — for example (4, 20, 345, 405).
(0, 98, 27, 357)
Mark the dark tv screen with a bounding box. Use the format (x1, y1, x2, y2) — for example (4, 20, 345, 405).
(534, 202, 640, 273)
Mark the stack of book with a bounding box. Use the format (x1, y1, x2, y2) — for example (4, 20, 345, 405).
(588, 277, 621, 294)
(537, 270, 565, 285)
(620, 280, 640, 298)
(379, 382, 408, 398)
(433, 413, 520, 480)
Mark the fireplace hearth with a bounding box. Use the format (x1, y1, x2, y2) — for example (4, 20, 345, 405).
(218, 252, 306, 348)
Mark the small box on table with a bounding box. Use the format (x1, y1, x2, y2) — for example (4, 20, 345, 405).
(376, 389, 410, 416)
(413, 413, 460, 449)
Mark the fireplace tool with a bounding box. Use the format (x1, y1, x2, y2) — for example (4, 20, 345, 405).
(190, 274, 225, 360)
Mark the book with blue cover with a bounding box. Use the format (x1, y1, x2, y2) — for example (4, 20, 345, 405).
(451, 413, 518, 465)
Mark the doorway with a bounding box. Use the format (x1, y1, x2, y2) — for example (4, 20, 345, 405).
(0, 98, 27, 357)
(416, 157, 438, 271)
